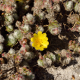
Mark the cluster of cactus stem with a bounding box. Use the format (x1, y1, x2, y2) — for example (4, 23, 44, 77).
(48, 20, 62, 35)
(37, 52, 56, 68)
(1, 0, 80, 79)
(37, 37, 80, 68)
(2, 47, 35, 79)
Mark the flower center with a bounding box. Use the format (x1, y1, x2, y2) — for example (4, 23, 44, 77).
(36, 39, 43, 47)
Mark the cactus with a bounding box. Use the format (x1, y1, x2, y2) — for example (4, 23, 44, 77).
(7, 48, 15, 58)
(23, 13, 35, 25)
(6, 25, 14, 32)
(14, 53, 23, 65)
(13, 29, 23, 40)
(67, 14, 79, 24)
(21, 24, 31, 34)
(37, 52, 56, 68)
(74, 2, 80, 13)
(69, 21, 80, 32)
(4, 13, 14, 25)
(7, 33, 17, 46)
(19, 66, 35, 80)
(10, 73, 25, 80)
(0, 34, 4, 43)
(0, 44, 3, 54)
(23, 52, 35, 61)
(35, 25, 44, 33)
(48, 20, 61, 35)
(64, 1, 73, 11)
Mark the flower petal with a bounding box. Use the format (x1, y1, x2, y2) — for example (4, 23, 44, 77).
(40, 47, 44, 51)
(31, 38, 33, 42)
(38, 31, 42, 35)
(35, 46, 40, 50)
(33, 33, 37, 37)
(43, 33, 46, 37)
(32, 43, 35, 47)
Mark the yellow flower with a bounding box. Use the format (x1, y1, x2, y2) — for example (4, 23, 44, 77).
(31, 31, 49, 51)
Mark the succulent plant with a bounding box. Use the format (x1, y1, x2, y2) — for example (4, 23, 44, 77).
(37, 52, 56, 68)
(4, 13, 14, 25)
(13, 29, 23, 40)
(0, 34, 4, 43)
(10, 73, 25, 80)
(26, 32, 33, 40)
(74, 2, 80, 13)
(48, 20, 61, 35)
(69, 21, 80, 32)
(23, 52, 35, 61)
(62, 57, 71, 66)
(1, 0, 80, 79)
(14, 53, 23, 65)
(64, 1, 73, 11)
(23, 13, 35, 25)
(53, 3, 60, 12)
(2, 52, 8, 59)
(7, 48, 15, 58)
(35, 25, 44, 33)
(0, 58, 4, 64)
(21, 24, 31, 34)
(0, 44, 3, 54)
(19, 66, 35, 80)
(6, 25, 14, 32)
(7, 33, 17, 46)
(68, 40, 76, 51)
(38, 11, 46, 20)
(52, 0, 62, 3)
(19, 37, 27, 46)
(67, 14, 79, 24)
(15, 21, 21, 27)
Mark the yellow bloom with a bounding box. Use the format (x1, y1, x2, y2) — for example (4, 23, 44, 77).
(31, 31, 49, 51)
